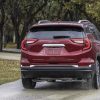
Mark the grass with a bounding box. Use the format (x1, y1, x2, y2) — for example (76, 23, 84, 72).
(0, 59, 20, 85)
(5, 43, 17, 48)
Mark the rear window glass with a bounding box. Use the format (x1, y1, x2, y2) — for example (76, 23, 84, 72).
(26, 26, 84, 39)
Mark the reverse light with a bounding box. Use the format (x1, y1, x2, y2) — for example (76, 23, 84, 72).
(71, 38, 84, 44)
(26, 39, 37, 44)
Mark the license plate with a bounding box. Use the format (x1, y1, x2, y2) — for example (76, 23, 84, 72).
(45, 48, 61, 55)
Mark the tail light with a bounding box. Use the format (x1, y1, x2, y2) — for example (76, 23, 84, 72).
(71, 38, 91, 50)
(83, 38, 91, 50)
(21, 39, 37, 50)
(21, 39, 27, 50)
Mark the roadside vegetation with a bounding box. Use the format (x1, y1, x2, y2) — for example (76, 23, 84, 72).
(5, 43, 17, 49)
(0, 59, 20, 84)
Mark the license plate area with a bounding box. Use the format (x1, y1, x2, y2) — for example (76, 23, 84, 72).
(45, 48, 61, 55)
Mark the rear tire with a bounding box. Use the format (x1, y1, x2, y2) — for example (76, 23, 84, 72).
(93, 60, 100, 89)
(81, 78, 92, 90)
(22, 78, 36, 89)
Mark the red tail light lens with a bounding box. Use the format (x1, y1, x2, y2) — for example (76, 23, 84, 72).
(71, 38, 91, 50)
(21, 39, 27, 50)
(83, 38, 91, 50)
(21, 39, 37, 50)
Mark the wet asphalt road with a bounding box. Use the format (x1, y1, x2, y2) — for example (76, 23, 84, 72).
(0, 80, 100, 100)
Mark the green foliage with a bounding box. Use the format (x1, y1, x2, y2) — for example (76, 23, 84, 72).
(86, 1, 100, 23)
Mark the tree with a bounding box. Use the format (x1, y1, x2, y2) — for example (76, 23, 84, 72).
(20, 0, 48, 42)
(6, 0, 23, 49)
(0, 0, 5, 51)
(6, 0, 48, 49)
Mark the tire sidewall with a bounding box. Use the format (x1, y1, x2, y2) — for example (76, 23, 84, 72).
(94, 60, 100, 89)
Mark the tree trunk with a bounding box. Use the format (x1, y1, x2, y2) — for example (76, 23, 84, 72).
(20, 22, 28, 42)
(15, 27, 20, 49)
(0, 7, 5, 52)
(0, 29, 3, 52)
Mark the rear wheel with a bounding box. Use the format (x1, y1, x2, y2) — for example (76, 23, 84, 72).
(22, 78, 36, 89)
(93, 60, 100, 89)
(82, 60, 100, 89)
(81, 78, 93, 89)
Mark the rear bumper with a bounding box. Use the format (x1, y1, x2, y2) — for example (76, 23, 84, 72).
(21, 64, 95, 79)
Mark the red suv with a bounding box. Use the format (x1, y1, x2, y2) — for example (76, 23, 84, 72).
(21, 20, 100, 89)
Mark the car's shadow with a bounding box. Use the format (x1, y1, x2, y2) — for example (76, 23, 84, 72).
(33, 81, 90, 91)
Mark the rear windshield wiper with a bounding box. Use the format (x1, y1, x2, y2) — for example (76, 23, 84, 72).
(53, 36, 70, 39)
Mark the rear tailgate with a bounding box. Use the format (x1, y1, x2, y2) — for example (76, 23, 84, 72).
(23, 25, 85, 64)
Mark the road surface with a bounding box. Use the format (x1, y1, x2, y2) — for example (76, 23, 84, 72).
(0, 80, 100, 100)
(0, 52, 20, 60)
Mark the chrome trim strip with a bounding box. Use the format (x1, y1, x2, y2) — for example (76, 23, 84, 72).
(29, 64, 78, 68)
(21, 64, 92, 68)
(43, 44, 65, 47)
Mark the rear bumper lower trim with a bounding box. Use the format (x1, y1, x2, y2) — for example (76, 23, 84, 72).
(21, 64, 95, 78)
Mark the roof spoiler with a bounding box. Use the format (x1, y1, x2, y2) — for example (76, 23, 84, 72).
(38, 20, 50, 24)
(78, 20, 91, 24)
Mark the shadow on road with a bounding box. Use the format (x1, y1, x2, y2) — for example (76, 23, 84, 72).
(32, 82, 90, 91)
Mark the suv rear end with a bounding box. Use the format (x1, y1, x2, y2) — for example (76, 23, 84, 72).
(21, 21, 100, 89)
